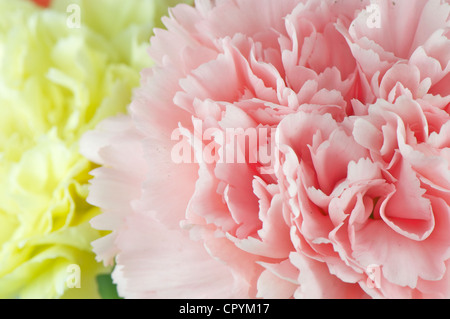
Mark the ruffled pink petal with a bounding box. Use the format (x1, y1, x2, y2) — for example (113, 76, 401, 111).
(79, 116, 147, 264)
(381, 158, 434, 241)
(113, 210, 251, 298)
(352, 196, 450, 289)
(256, 259, 299, 298)
(290, 252, 367, 299)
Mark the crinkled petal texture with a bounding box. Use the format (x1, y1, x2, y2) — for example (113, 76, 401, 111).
(0, 0, 188, 299)
(82, 0, 450, 298)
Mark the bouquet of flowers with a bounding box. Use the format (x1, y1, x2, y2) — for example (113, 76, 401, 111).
(2, 0, 450, 299)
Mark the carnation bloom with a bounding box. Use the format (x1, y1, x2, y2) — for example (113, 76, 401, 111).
(0, 0, 185, 298)
(82, 0, 450, 298)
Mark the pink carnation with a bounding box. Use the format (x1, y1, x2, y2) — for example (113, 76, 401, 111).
(81, 0, 450, 298)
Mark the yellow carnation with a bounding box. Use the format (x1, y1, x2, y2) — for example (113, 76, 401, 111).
(0, 0, 190, 299)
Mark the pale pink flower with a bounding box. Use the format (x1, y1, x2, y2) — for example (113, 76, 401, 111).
(81, 0, 450, 298)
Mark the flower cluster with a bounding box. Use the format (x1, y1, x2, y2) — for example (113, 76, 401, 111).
(0, 0, 187, 298)
(82, 0, 450, 298)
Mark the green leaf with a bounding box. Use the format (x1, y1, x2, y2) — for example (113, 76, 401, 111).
(96, 273, 122, 299)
